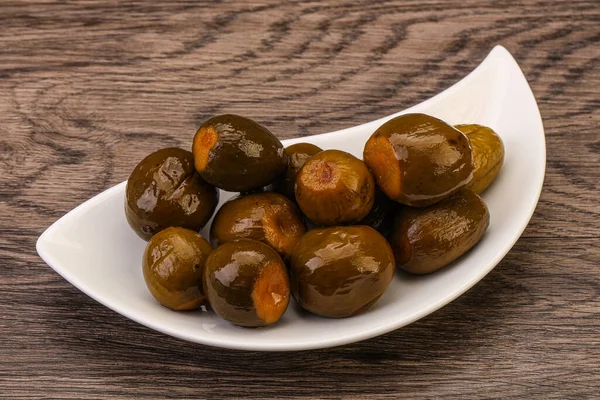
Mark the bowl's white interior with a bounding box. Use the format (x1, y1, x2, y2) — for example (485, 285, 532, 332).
(37, 45, 546, 351)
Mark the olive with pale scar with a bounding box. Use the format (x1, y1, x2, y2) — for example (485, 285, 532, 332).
(192, 114, 287, 192)
(274, 142, 323, 200)
(364, 113, 473, 207)
(295, 150, 375, 226)
(210, 192, 306, 260)
(203, 239, 290, 327)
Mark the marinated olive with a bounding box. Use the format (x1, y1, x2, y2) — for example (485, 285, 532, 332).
(210, 192, 306, 260)
(363, 113, 474, 207)
(455, 124, 505, 194)
(274, 142, 323, 200)
(192, 114, 287, 192)
(295, 150, 375, 226)
(125, 148, 219, 240)
(142, 227, 213, 310)
(203, 239, 290, 327)
(290, 226, 395, 318)
(357, 188, 396, 235)
(390, 190, 489, 274)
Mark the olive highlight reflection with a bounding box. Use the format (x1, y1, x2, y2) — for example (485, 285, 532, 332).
(203, 239, 290, 327)
(390, 190, 490, 274)
(123, 112, 501, 329)
(290, 226, 395, 318)
(364, 113, 474, 207)
(125, 148, 219, 240)
(142, 227, 213, 310)
(210, 192, 306, 260)
(192, 114, 288, 192)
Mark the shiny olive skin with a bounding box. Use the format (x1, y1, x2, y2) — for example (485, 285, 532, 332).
(210, 192, 306, 260)
(125, 148, 219, 240)
(290, 226, 395, 318)
(142, 227, 213, 310)
(363, 113, 474, 207)
(357, 188, 396, 235)
(203, 239, 290, 327)
(455, 124, 505, 194)
(295, 150, 375, 226)
(390, 190, 489, 274)
(274, 142, 323, 200)
(192, 114, 288, 192)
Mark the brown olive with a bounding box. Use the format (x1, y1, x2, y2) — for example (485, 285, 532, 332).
(290, 226, 395, 318)
(192, 114, 287, 192)
(203, 239, 290, 327)
(210, 192, 306, 260)
(390, 190, 489, 274)
(295, 150, 375, 226)
(274, 142, 323, 200)
(455, 124, 505, 194)
(363, 113, 474, 207)
(125, 147, 219, 241)
(142, 227, 213, 310)
(357, 188, 396, 236)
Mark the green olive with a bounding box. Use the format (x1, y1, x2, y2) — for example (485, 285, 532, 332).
(390, 190, 489, 274)
(290, 226, 395, 318)
(210, 192, 306, 260)
(125, 148, 219, 240)
(192, 114, 287, 192)
(274, 142, 323, 200)
(142, 227, 213, 310)
(364, 113, 474, 207)
(203, 239, 290, 327)
(455, 124, 505, 194)
(295, 150, 375, 226)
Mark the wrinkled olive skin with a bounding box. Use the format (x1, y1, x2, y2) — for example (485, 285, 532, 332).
(295, 150, 375, 226)
(390, 190, 489, 274)
(455, 124, 505, 194)
(203, 239, 290, 327)
(210, 192, 306, 260)
(357, 188, 396, 235)
(274, 143, 323, 200)
(363, 113, 474, 207)
(125, 148, 219, 240)
(142, 227, 213, 310)
(290, 226, 395, 318)
(192, 114, 288, 192)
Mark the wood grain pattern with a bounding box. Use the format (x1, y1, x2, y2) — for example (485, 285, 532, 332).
(1, 0, 599, 398)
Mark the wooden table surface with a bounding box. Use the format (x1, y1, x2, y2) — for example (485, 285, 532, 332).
(2, 1, 599, 398)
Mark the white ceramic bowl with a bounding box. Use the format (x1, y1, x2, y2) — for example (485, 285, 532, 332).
(37, 45, 546, 351)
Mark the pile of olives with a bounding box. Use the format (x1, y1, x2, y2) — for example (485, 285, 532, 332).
(126, 113, 504, 327)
